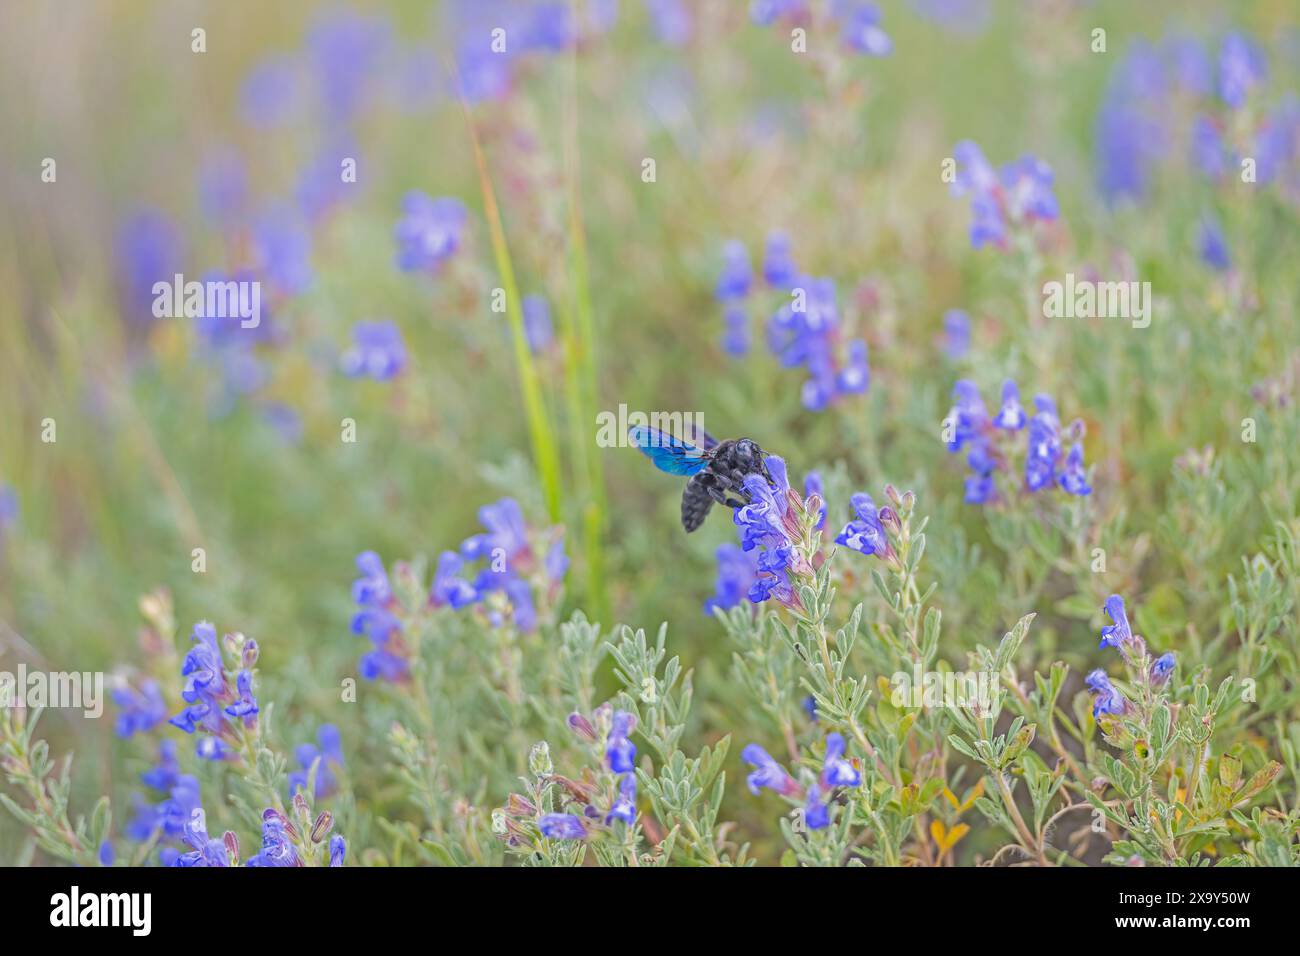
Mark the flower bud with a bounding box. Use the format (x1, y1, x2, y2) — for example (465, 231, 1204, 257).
(528, 740, 553, 778)
(311, 810, 334, 843)
(223, 830, 240, 865)
(567, 712, 597, 741)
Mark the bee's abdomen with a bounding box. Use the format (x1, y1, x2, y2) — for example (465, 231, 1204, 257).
(681, 477, 714, 532)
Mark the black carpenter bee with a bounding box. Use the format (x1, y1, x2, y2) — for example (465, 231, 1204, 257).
(629, 423, 773, 532)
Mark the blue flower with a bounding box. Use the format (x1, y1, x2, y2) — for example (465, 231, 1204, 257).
(1190, 114, 1228, 180)
(750, 0, 807, 26)
(804, 783, 830, 829)
(606, 711, 637, 773)
(522, 295, 554, 354)
(246, 810, 298, 867)
(1057, 443, 1092, 496)
(170, 809, 229, 867)
(1099, 595, 1132, 649)
(306, 8, 391, 122)
(836, 493, 890, 558)
(946, 380, 989, 452)
(1024, 395, 1061, 492)
(1218, 32, 1266, 110)
(115, 208, 183, 327)
(605, 773, 638, 825)
(395, 192, 467, 272)
(171, 622, 227, 728)
(820, 732, 860, 788)
(1199, 218, 1230, 272)
(964, 472, 997, 505)
(942, 309, 970, 359)
(1150, 652, 1176, 686)
(715, 240, 752, 301)
(993, 380, 1026, 430)
(431, 551, 479, 609)
(741, 744, 800, 797)
(288, 725, 345, 799)
(704, 543, 760, 614)
(950, 142, 1058, 249)
(351, 552, 408, 682)
(538, 813, 588, 840)
(838, 3, 892, 56)
(240, 55, 301, 129)
(722, 303, 750, 357)
(1085, 669, 1128, 719)
(223, 670, 259, 726)
(329, 834, 346, 867)
(112, 679, 166, 738)
(762, 231, 798, 288)
(341, 320, 406, 381)
(253, 206, 313, 296)
(645, 0, 691, 46)
(733, 457, 799, 605)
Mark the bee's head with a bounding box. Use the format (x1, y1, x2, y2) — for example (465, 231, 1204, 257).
(735, 439, 770, 480)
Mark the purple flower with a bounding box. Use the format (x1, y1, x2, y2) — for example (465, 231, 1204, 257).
(223, 669, 259, 726)
(522, 295, 554, 353)
(838, 3, 892, 56)
(704, 543, 760, 614)
(240, 55, 302, 129)
(112, 679, 166, 738)
(1218, 32, 1266, 110)
(329, 834, 346, 867)
(820, 732, 860, 787)
(1199, 218, 1230, 272)
(306, 8, 391, 122)
(762, 232, 798, 288)
(605, 773, 638, 825)
(836, 493, 890, 558)
(115, 209, 183, 327)
(750, 0, 807, 25)
(722, 303, 750, 357)
(606, 711, 637, 773)
(1099, 595, 1132, 650)
(1057, 442, 1092, 496)
(1024, 395, 1061, 492)
(942, 309, 970, 359)
(947, 380, 989, 452)
(539, 813, 588, 840)
(395, 192, 467, 272)
(804, 783, 830, 829)
(1085, 669, 1128, 719)
(994, 380, 1026, 431)
(289, 724, 345, 799)
(1191, 114, 1228, 180)
(715, 240, 752, 301)
(246, 810, 298, 867)
(951, 142, 1058, 248)
(741, 744, 800, 796)
(170, 808, 229, 867)
(431, 551, 479, 609)
(645, 0, 691, 46)
(253, 206, 313, 296)
(341, 321, 406, 381)
(351, 551, 407, 682)
(1150, 652, 1176, 685)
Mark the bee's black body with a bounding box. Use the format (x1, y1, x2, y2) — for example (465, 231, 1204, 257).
(680, 437, 771, 532)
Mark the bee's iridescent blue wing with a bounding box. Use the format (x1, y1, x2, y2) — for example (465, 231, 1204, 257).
(628, 425, 710, 476)
(681, 420, 718, 451)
